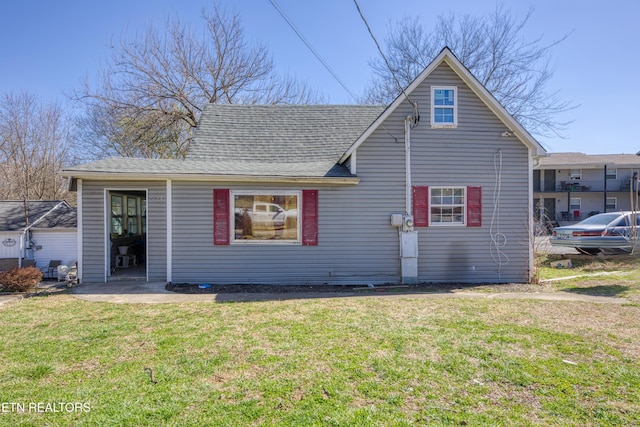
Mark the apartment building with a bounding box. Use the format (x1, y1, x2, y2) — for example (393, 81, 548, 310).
(534, 152, 640, 224)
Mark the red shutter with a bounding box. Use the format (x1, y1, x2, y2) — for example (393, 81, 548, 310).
(412, 186, 429, 227)
(301, 190, 318, 246)
(213, 189, 230, 245)
(466, 186, 482, 227)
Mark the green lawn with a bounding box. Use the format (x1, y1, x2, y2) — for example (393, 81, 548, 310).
(1, 289, 639, 426)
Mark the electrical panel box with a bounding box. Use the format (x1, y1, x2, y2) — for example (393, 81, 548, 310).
(400, 231, 418, 258)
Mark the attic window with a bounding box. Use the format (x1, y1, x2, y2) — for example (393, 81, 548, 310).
(431, 86, 457, 128)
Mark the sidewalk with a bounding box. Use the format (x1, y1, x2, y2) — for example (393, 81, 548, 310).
(0, 294, 22, 307)
(68, 280, 631, 304)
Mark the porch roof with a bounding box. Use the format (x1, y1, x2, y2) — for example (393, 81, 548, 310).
(62, 157, 360, 184)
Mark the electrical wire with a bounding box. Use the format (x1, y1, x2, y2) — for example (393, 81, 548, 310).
(267, 0, 359, 102)
(490, 150, 509, 278)
(352, 0, 419, 118)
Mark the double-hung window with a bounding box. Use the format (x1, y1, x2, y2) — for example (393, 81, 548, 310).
(430, 187, 466, 225)
(109, 193, 145, 237)
(127, 197, 138, 234)
(111, 195, 123, 235)
(412, 186, 482, 227)
(431, 86, 457, 127)
(570, 198, 581, 210)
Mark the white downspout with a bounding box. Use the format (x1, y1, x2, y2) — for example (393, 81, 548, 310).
(166, 179, 172, 283)
(405, 115, 413, 215)
(76, 179, 83, 282)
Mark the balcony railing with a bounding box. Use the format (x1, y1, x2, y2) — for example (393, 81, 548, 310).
(534, 180, 638, 193)
(556, 180, 604, 192)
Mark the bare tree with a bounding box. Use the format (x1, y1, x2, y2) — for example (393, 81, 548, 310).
(72, 5, 321, 160)
(363, 4, 574, 138)
(0, 92, 70, 201)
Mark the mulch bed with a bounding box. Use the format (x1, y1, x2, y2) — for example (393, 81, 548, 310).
(166, 282, 473, 294)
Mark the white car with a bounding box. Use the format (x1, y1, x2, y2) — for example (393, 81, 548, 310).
(236, 203, 297, 229)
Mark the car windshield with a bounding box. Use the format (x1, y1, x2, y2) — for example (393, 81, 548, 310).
(576, 213, 621, 226)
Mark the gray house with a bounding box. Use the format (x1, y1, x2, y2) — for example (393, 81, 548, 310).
(63, 48, 545, 285)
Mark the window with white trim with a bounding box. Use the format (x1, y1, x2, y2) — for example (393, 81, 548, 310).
(431, 86, 457, 127)
(569, 169, 582, 180)
(606, 168, 617, 180)
(570, 198, 581, 210)
(430, 187, 465, 225)
(606, 197, 617, 210)
(110, 193, 145, 237)
(111, 195, 123, 235)
(231, 191, 300, 243)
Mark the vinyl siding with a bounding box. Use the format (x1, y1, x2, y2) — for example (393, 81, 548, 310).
(32, 230, 77, 267)
(0, 232, 21, 258)
(408, 63, 530, 282)
(78, 62, 533, 285)
(171, 182, 400, 284)
(81, 181, 106, 282)
(146, 185, 168, 281)
(80, 181, 167, 282)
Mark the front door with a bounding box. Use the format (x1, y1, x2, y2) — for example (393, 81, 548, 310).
(107, 189, 147, 281)
(544, 170, 556, 192)
(544, 198, 556, 223)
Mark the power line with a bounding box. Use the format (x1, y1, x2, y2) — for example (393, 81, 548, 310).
(352, 0, 417, 112)
(267, 0, 358, 102)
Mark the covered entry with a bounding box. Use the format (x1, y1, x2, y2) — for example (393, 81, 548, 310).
(107, 189, 147, 280)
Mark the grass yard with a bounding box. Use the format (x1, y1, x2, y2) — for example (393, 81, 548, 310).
(0, 283, 639, 426)
(536, 254, 640, 302)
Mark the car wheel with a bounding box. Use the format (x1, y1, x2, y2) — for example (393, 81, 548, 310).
(576, 247, 600, 255)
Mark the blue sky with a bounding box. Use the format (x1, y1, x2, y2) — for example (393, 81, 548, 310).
(0, 0, 638, 154)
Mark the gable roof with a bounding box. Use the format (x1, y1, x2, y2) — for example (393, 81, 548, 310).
(340, 47, 546, 163)
(64, 47, 545, 183)
(0, 201, 76, 232)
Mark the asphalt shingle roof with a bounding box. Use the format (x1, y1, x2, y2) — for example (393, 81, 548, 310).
(64, 104, 384, 179)
(0, 201, 76, 231)
(64, 157, 355, 178)
(188, 104, 384, 163)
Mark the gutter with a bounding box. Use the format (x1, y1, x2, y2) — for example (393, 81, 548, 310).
(63, 172, 360, 186)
